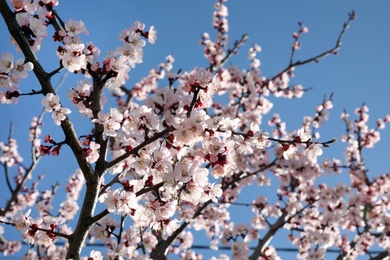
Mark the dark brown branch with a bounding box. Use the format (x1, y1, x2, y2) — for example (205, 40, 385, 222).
(48, 9, 66, 34)
(215, 33, 249, 71)
(90, 71, 107, 178)
(47, 65, 64, 78)
(18, 90, 43, 96)
(186, 88, 200, 118)
(66, 175, 102, 259)
(30, 225, 71, 240)
(370, 251, 390, 260)
(119, 85, 133, 107)
(117, 215, 127, 244)
(101, 128, 172, 197)
(3, 163, 13, 194)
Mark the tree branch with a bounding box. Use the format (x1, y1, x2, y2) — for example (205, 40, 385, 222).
(267, 11, 356, 85)
(0, 0, 94, 182)
(0, 0, 53, 95)
(30, 225, 71, 240)
(249, 210, 288, 260)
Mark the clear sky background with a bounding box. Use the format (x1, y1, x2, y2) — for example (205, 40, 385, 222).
(1, 1, 390, 259)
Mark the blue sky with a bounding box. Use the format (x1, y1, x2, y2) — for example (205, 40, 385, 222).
(1, 1, 390, 259)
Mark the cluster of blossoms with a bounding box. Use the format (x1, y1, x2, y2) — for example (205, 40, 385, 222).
(200, 0, 230, 70)
(56, 19, 91, 73)
(103, 21, 156, 95)
(0, 138, 23, 167)
(292, 22, 309, 50)
(0, 167, 84, 257)
(68, 80, 98, 118)
(3, 0, 390, 259)
(0, 53, 33, 104)
(10, 0, 54, 51)
(41, 93, 71, 126)
(28, 116, 43, 157)
(279, 127, 324, 162)
(13, 209, 58, 247)
(1, 0, 63, 104)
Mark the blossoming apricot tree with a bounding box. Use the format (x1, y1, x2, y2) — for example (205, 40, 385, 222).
(0, 0, 389, 259)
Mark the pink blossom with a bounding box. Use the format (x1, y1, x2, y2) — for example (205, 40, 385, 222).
(304, 143, 323, 162)
(40, 92, 71, 125)
(65, 19, 88, 36)
(253, 130, 271, 149)
(104, 190, 137, 215)
(10, 0, 31, 11)
(13, 209, 32, 234)
(0, 74, 12, 89)
(115, 43, 143, 69)
(282, 144, 297, 160)
(193, 168, 209, 187)
(141, 232, 158, 252)
(0, 53, 14, 73)
(139, 105, 160, 130)
(303, 248, 326, 260)
(28, 17, 47, 38)
(50, 145, 61, 156)
(208, 184, 222, 202)
(94, 108, 123, 136)
(85, 141, 100, 163)
(68, 80, 94, 117)
(11, 59, 33, 80)
(52, 107, 71, 126)
(147, 25, 157, 44)
(61, 49, 87, 73)
(231, 241, 249, 259)
(2, 240, 22, 256)
(59, 200, 79, 221)
(179, 250, 200, 259)
(109, 55, 130, 73)
(0, 138, 23, 166)
(211, 164, 225, 178)
(154, 200, 177, 221)
(36, 232, 54, 247)
(88, 250, 103, 260)
(130, 20, 145, 31)
(297, 128, 310, 142)
(195, 68, 213, 87)
(42, 93, 60, 112)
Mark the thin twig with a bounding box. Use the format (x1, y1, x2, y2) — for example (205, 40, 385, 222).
(30, 226, 71, 239)
(214, 33, 249, 72)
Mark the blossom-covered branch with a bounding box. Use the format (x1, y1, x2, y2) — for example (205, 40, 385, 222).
(3, 0, 390, 259)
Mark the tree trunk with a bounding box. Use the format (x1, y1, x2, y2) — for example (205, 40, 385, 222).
(66, 177, 102, 259)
